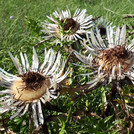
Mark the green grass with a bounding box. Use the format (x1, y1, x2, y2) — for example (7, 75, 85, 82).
(0, 0, 134, 133)
(1, 0, 134, 45)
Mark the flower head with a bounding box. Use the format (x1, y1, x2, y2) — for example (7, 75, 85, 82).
(0, 48, 69, 128)
(74, 25, 134, 87)
(94, 17, 115, 36)
(42, 8, 93, 41)
(9, 16, 14, 20)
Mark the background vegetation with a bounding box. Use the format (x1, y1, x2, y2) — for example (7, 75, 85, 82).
(0, 0, 134, 133)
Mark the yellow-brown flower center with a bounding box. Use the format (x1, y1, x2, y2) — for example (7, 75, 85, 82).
(60, 18, 80, 34)
(94, 45, 133, 76)
(11, 72, 51, 101)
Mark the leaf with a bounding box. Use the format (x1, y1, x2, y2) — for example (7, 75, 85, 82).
(101, 87, 107, 106)
(104, 115, 113, 123)
(65, 107, 72, 125)
(111, 129, 119, 134)
(59, 119, 67, 134)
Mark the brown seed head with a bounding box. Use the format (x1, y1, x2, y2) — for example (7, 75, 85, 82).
(22, 71, 46, 90)
(61, 18, 76, 31)
(94, 45, 133, 77)
(60, 18, 80, 34)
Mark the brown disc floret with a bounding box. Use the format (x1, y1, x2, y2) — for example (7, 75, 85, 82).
(60, 18, 80, 34)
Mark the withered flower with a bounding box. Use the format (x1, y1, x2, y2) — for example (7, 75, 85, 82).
(74, 25, 134, 87)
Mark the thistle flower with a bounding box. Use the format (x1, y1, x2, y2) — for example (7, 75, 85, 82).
(0, 48, 69, 128)
(74, 25, 134, 88)
(41, 8, 93, 41)
(94, 17, 115, 36)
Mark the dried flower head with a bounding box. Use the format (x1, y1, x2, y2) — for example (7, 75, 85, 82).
(41, 8, 93, 41)
(0, 48, 69, 128)
(74, 25, 134, 87)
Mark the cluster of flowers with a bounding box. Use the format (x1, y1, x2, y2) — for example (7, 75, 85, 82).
(0, 8, 134, 129)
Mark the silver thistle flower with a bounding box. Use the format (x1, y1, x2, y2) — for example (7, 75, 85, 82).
(94, 17, 115, 36)
(41, 8, 93, 42)
(74, 25, 134, 88)
(0, 48, 69, 128)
